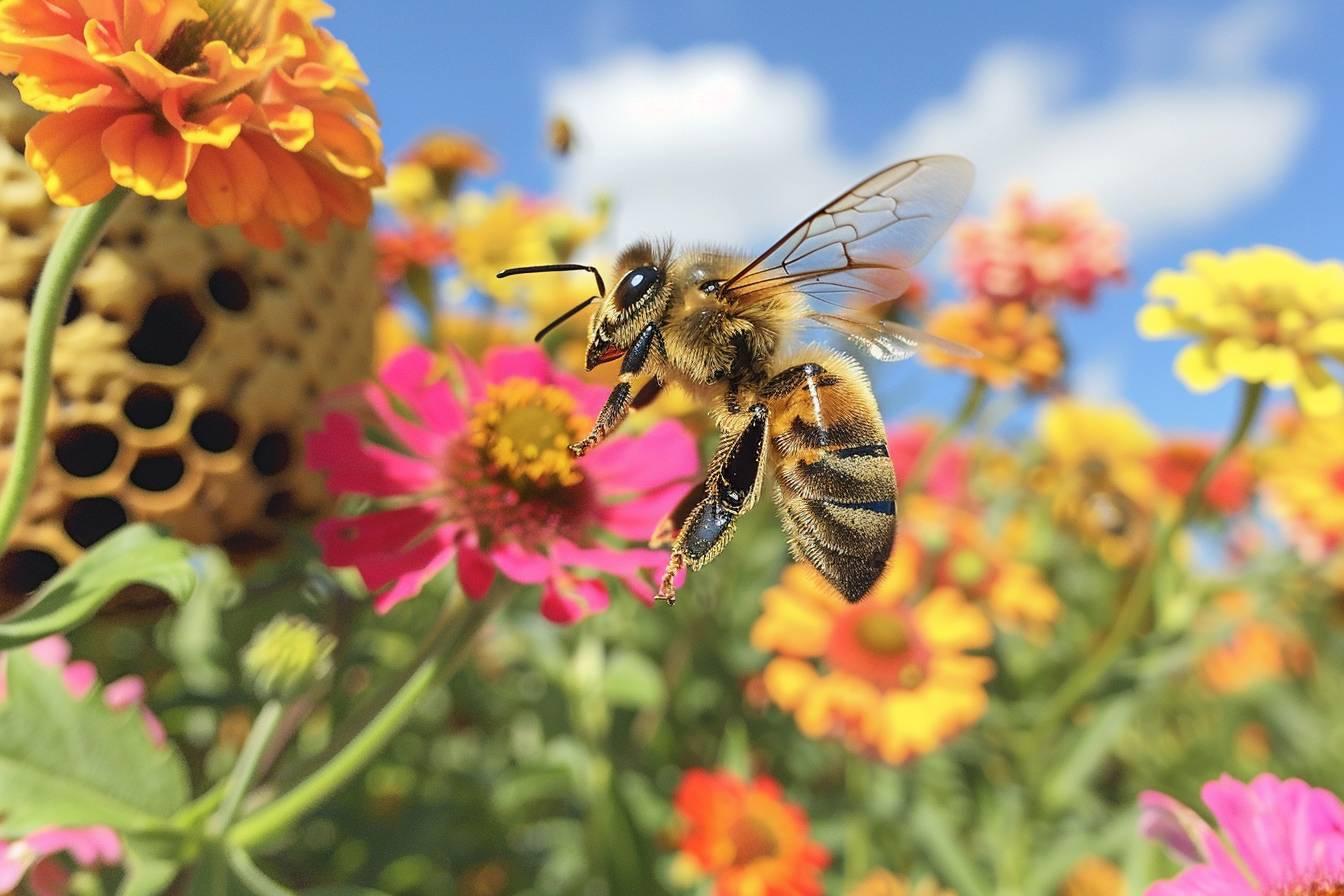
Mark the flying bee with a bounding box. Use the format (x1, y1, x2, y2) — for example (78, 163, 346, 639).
(498, 155, 976, 604)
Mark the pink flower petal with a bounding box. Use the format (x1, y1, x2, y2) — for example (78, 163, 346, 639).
(586, 420, 701, 495)
(314, 505, 460, 611)
(1204, 774, 1344, 889)
(359, 348, 459, 458)
(490, 542, 555, 584)
(456, 546, 496, 599)
(23, 827, 121, 866)
(102, 676, 145, 710)
(62, 661, 96, 699)
(1138, 790, 1221, 866)
(306, 413, 440, 497)
(1146, 865, 1256, 896)
(28, 637, 70, 667)
(483, 344, 553, 385)
(539, 575, 609, 624)
(596, 479, 690, 541)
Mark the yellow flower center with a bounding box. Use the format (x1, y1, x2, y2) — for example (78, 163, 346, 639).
(1023, 221, 1067, 245)
(855, 613, 909, 655)
(468, 378, 586, 489)
(728, 815, 779, 866)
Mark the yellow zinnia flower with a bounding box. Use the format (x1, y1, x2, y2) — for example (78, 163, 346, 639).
(750, 556, 994, 765)
(1259, 411, 1344, 556)
(1138, 247, 1344, 416)
(1035, 400, 1159, 566)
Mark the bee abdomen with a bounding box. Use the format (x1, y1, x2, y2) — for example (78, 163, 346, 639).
(766, 355, 895, 602)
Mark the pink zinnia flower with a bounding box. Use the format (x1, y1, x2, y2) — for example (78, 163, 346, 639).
(953, 186, 1126, 308)
(307, 345, 699, 623)
(886, 422, 971, 506)
(0, 636, 166, 893)
(1140, 773, 1344, 895)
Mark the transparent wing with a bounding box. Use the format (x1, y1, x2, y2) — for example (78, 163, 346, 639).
(807, 312, 981, 363)
(721, 155, 974, 309)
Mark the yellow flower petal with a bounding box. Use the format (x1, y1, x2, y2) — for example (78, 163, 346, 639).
(1174, 344, 1225, 392)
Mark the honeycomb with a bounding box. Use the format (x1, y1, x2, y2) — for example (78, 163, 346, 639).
(0, 81, 378, 607)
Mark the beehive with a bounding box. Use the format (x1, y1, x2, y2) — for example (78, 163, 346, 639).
(0, 82, 378, 607)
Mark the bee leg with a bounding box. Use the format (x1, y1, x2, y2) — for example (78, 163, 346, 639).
(649, 477, 707, 548)
(656, 403, 769, 603)
(571, 323, 664, 456)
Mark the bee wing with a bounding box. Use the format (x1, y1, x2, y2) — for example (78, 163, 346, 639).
(807, 312, 981, 363)
(720, 155, 974, 309)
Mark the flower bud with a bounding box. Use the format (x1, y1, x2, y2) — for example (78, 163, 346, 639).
(242, 616, 335, 701)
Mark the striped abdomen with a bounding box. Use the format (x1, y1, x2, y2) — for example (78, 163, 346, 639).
(763, 353, 895, 602)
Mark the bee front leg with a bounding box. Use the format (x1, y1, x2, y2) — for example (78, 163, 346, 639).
(571, 323, 664, 456)
(657, 403, 769, 603)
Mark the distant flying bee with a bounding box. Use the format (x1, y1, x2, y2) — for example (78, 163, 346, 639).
(498, 156, 975, 604)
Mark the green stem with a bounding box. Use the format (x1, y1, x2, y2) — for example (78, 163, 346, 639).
(0, 190, 127, 552)
(226, 590, 505, 849)
(906, 377, 988, 493)
(1034, 381, 1264, 736)
(210, 701, 284, 834)
(842, 758, 873, 888)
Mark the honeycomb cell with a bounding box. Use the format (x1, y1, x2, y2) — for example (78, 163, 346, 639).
(191, 409, 241, 453)
(63, 496, 128, 548)
(129, 293, 205, 366)
(53, 424, 120, 478)
(0, 548, 59, 599)
(251, 431, 292, 476)
(129, 451, 186, 492)
(124, 384, 174, 429)
(207, 267, 251, 311)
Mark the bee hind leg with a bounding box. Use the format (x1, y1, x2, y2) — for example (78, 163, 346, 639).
(655, 403, 769, 603)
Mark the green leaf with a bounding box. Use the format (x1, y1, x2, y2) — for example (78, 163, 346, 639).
(117, 832, 183, 896)
(910, 801, 990, 896)
(0, 649, 190, 836)
(0, 524, 233, 649)
(601, 649, 665, 709)
(1042, 696, 1139, 809)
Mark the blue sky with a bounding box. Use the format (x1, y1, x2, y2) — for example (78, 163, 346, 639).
(331, 0, 1342, 436)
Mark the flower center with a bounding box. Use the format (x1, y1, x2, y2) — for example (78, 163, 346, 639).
(158, 0, 274, 72)
(855, 613, 909, 655)
(1269, 879, 1344, 896)
(727, 815, 779, 866)
(1024, 221, 1067, 245)
(826, 605, 929, 690)
(467, 378, 586, 490)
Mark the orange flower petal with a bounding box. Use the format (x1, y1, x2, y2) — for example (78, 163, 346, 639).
(261, 101, 315, 151)
(240, 216, 286, 250)
(119, 0, 208, 57)
(311, 107, 378, 178)
(163, 89, 253, 147)
(248, 136, 322, 226)
(185, 141, 267, 228)
(24, 106, 119, 206)
(10, 48, 135, 112)
(101, 112, 198, 200)
(85, 25, 207, 101)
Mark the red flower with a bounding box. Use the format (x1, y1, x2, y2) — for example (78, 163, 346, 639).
(375, 226, 454, 286)
(673, 769, 829, 896)
(306, 346, 699, 622)
(1151, 438, 1255, 515)
(886, 422, 971, 506)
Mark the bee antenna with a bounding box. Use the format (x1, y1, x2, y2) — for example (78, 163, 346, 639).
(496, 263, 606, 298)
(534, 296, 597, 342)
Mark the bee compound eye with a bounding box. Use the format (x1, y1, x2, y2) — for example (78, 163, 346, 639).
(614, 265, 660, 311)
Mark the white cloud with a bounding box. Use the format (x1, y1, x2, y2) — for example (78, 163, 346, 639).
(545, 3, 1313, 253)
(889, 43, 1313, 242)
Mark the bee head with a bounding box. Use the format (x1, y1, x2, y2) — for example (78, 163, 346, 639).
(585, 241, 672, 370)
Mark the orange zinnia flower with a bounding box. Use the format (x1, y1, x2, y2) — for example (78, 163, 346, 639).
(751, 552, 995, 764)
(923, 299, 1065, 392)
(0, 0, 382, 247)
(375, 226, 454, 287)
(847, 869, 955, 896)
(672, 769, 829, 896)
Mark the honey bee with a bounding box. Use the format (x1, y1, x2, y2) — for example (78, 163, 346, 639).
(498, 156, 975, 604)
